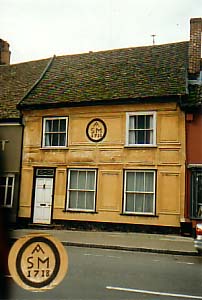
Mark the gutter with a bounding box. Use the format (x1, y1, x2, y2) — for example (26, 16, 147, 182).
(17, 94, 186, 111)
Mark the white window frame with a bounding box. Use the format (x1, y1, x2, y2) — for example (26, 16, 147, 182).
(0, 174, 15, 208)
(42, 116, 68, 148)
(126, 111, 157, 147)
(66, 169, 97, 212)
(123, 170, 156, 215)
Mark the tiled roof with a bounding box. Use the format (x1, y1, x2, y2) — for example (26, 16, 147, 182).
(18, 41, 189, 109)
(0, 58, 50, 119)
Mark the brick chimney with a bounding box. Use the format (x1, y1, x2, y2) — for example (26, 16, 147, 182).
(188, 18, 202, 78)
(0, 39, 10, 65)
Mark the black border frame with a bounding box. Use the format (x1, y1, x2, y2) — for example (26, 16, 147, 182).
(16, 236, 60, 288)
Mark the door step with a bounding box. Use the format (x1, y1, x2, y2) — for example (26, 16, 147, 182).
(28, 223, 64, 230)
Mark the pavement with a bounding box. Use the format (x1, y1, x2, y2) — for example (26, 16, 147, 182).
(10, 228, 198, 256)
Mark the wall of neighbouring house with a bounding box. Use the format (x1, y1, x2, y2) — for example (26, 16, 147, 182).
(18, 101, 186, 229)
(186, 113, 202, 164)
(185, 113, 202, 222)
(0, 124, 23, 222)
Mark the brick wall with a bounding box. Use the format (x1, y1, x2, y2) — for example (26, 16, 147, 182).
(0, 39, 10, 65)
(188, 18, 202, 76)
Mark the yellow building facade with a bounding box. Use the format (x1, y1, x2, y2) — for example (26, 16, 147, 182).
(18, 101, 185, 229)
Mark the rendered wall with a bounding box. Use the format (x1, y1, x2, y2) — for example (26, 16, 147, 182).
(18, 102, 185, 227)
(0, 124, 23, 222)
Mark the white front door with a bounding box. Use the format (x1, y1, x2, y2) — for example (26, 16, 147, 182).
(33, 177, 53, 224)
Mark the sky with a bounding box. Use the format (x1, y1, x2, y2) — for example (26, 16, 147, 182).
(1, 0, 202, 64)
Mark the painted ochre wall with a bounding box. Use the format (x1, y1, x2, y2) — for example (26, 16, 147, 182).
(18, 102, 186, 228)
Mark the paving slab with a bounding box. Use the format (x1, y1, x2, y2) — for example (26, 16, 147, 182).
(10, 229, 198, 256)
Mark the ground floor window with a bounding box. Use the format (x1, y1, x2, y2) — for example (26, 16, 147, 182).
(124, 170, 155, 215)
(190, 168, 202, 219)
(0, 174, 15, 207)
(66, 169, 97, 211)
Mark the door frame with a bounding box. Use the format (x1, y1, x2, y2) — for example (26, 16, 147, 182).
(31, 167, 56, 224)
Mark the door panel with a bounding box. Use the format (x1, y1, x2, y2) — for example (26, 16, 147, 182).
(33, 177, 53, 224)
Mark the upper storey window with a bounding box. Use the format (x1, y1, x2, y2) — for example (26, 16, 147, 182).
(42, 117, 68, 147)
(126, 112, 156, 146)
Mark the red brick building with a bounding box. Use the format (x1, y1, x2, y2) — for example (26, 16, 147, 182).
(181, 18, 202, 233)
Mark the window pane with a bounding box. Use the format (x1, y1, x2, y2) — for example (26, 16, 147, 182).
(129, 116, 135, 129)
(126, 194, 134, 212)
(146, 130, 153, 144)
(86, 192, 94, 210)
(135, 194, 144, 212)
(60, 119, 66, 132)
(8, 177, 13, 186)
(6, 187, 12, 206)
(0, 186, 5, 205)
(77, 192, 85, 209)
(146, 115, 152, 129)
(136, 172, 144, 192)
(196, 174, 202, 217)
(197, 175, 202, 204)
(145, 173, 154, 192)
(145, 194, 154, 213)
(137, 130, 144, 144)
(59, 133, 66, 146)
(78, 171, 86, 189)
(52, 119, 59, 132)
(137, 115, 145, 129)
(69, 171, 77, 189)
(52, 133, 59, 146)
(69, 191, 77, 208)
(190, 171, 202, 218)
(45, 133, 51, 146)
(129, 131, 136, 144)
(86, 172, 95, 190)
(45, 120, 52, 132)
(0, 177, 6, 185)
(126, 172, 134, 191)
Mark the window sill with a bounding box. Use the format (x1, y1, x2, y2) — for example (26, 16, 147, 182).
(0, 205, 12, 209)
(63, 209, 98, 214)
(40, 147, 69, 150)
(125, 145, 157, 149)
(120, 213, 158, 217)
(190, 217, 202, 220)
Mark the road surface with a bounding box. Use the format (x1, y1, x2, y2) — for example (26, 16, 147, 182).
(8, 246, 202, 300)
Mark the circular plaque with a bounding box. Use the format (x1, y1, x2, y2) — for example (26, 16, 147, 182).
(86, 118, 107, 142)
(8, 233, 68, 291)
